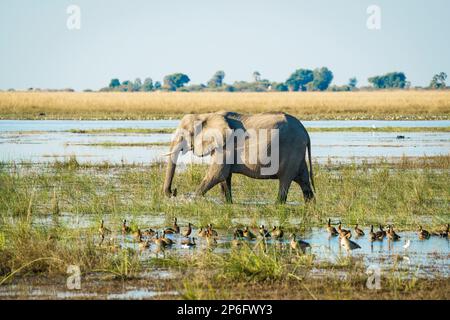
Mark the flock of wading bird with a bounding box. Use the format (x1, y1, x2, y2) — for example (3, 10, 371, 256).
(97, 218, 450, 254)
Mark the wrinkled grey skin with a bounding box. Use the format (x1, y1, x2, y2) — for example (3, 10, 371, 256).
(163, 111, 314, 204)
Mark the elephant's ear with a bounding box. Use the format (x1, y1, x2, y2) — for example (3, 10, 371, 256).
(193, 114, 231, 157)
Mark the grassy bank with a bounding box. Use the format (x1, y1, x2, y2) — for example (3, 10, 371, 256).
(1, 91, 449, 120)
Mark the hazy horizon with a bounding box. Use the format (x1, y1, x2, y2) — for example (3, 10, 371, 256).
(1, 0, 449, 90)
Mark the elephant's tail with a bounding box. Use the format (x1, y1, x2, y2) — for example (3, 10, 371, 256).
(307, 139, 315, 192)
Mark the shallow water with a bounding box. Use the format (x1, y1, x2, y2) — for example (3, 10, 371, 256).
(0, 120, 449, 164)
(29, 213, 450, 278)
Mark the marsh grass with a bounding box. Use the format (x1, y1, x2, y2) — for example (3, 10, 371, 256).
(1, 91, 449, 120)
(0, 155, 448, 298)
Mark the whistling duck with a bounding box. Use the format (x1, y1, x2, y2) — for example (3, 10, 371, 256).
(243, 226, 256, 240)
(234, 228, 244, 238)
(387, 225, 401, 241)
(153, 232, 167, 248)
(338, 222, 352, 239)
(207, 224, 218, 237)
(271, 226, 284, 240)
(138, 238, 151, 250)
(122, 219, 131, 235)
(326, 219, 339, 236)
(369, 225, 377, 241)
(133, 229, 142, 241)
(98, 219, 111, 236)
(290, 234, 311, 254)
(181, 237, 196, 247)
(418, 226, 430, 240)
(259, 225, 271, 238)
(340, 236, 361, 252)
(433, 224, 449, 237)
(206, 233, 217, 246)
(182, 223, 192, 237)
(161, 232, 173, 246)
(198, 228, 208, 238)
(375, 225, 386, 240)
(354, 224, 365, 237)
(142, 228, 155, 237)
(164, 217, 180, 234)
(231, 232, 243, 247)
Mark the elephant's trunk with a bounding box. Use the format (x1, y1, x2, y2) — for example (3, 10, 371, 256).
(163, 139, 182, 197)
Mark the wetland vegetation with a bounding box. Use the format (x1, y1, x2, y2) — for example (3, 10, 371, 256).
(0, 155, 448, 299)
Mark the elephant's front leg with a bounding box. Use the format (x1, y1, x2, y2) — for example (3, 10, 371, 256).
(195, 164, 230, 198)
(277, 178, 292, 204)
(219, 175, 232, 203)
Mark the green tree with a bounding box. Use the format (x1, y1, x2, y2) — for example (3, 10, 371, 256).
(271, 82, 288, 91)
(141, 77, 154, 91)
(207, 70, 225, 88)
(163, 73, 190, 91)
(309, 67, 334, 91)
(109, 78, 120, 88)
(368, 72, 407, 89)
(429, 72, 447, 89)
(286, 69, 313, 91)
(253, 71, 261, 82)
(154, 81, 162, 90)
(133, 78, 142, 91)
(348, 77, 357, 89)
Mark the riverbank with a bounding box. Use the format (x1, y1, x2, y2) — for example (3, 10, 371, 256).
(1, 91, 449, 120)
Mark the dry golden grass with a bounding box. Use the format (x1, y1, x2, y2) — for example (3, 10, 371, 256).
(0, 90, 449, 120)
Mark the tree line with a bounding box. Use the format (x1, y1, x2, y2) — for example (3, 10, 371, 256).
(99, 69, 447, 93)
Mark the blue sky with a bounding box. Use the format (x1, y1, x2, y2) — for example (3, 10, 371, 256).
(1, 0, 449, 90)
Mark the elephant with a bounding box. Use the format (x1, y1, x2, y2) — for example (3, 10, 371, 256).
(163, 111, 314, 204)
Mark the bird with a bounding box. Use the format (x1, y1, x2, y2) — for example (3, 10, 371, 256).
(98, 219, 111, 237)
(289, 234, 310, 254)
(122, 219, 131, 235)
(181, 237, 196, 247)
(138, 238, 151, 250)
(142, 227, 156, 237)
(206, 233, 217, 246)
(338, 222, 352, 239)
(259, 225, 271, 238)
(164, 217, 180, 234)
(403, 239, 411, 250)
(387, 225, 401, 241)
(340, 236, 361, 253)
(160, 231, 174, 246)
(198, 228, 208, 238)
(369, 225, 377, 241)
(207, 224, 218, 237)
(354, 224, 365, 237)
(433, 224, 449, 237)
(133, 228, 142, 241)
(181, 223, 192, 238)
(234, 228, 244, 238)
(375, 225, 386, 240)
(326, 219, 339, 236)
(243, 226, 256, 240)
(153, 232, 167, 248)
(231, 232, 243, 247)
(271, 226, 284, 240)
(418, 226, 430, 240)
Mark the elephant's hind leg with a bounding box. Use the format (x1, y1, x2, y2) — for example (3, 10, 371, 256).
(219, 175, 232, 203)
(294, 160, 314, 202)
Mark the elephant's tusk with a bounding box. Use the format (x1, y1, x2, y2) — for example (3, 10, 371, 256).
(162, 150, 177, 156)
